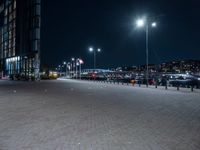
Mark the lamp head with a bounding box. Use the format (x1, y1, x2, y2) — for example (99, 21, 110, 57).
(136, 19, 145, 27)
(89, 47, 94, 52)
(151, 22, 157, 27)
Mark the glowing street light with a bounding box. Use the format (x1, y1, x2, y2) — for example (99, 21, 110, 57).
(88, 47, 101, 70)
(76, 58, 84, 79)
(71, 58, 75, 78)
(151, 22, 157, 27)
(89, 47, 94, 52)
(136, 19, 145, 27)
(136, 17, 157, 87)
(63, 61, 68, 77)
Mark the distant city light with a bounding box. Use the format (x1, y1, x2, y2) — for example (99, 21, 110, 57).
(97, 48, 101, 52)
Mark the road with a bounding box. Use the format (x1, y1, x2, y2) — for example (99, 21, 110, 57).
(0, 79, 200, 150)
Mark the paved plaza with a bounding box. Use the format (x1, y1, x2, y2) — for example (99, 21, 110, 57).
(0, 79, 200, 150)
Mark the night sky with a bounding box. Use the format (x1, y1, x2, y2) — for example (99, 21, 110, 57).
(41, 0, 200, 69)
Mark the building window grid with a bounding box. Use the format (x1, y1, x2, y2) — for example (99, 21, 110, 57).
(1, 0, 17, 74)
(30, 0, 41, 52)
(1, 0, 41, 77)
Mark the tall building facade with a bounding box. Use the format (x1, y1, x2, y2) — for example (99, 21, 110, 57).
(0, 0, 41, 79)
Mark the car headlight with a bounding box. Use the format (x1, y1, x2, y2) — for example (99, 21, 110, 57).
(198, 78, 200, 81)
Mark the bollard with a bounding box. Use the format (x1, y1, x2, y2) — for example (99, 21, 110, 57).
(139, 83, 141, 87)
(155, 84, 158, 88)
(191, 86, 194, 92)
(177, 85, 179, 91)
(165, 84, 168, 90)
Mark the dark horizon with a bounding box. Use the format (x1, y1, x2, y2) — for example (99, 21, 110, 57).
(41, 0, 200, 69)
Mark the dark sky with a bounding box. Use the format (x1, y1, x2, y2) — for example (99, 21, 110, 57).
(41, 0, 200, 69)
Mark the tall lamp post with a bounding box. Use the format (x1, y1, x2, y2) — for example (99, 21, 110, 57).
(89, 47, 101, 70)
(63, 61, 67, 77)
(63, 61, 71, 78)
(76, 58, 84, 79)
(67, 62, 71, 77)
(58, 65, 61, 76)
(71, 58, 75, 78)
(136, 17, 157, 87)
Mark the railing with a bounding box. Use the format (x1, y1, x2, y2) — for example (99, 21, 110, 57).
(78, 76, 200, 92)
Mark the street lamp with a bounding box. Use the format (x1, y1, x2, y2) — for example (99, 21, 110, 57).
(89, 47, 101, 70)
(58, 65, 61, 76)
(71, 58, 75, 78)
(75, 58, 80, 79)
(63, 61, 68, 77)
(67, 62, 71, 77)
(136, 17, 157, 87)
(89, 47, 94, 52)
(76, 58, 84, 79)
(97, 48, 101, 52)
(136, 19, 145, 27)
(151, 22, 157, 27)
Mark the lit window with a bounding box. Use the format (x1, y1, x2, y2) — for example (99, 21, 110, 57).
(13, 10, 16, 19)
(4, 8, 8, 16)
(4, 18, 7, 25)
(35, 5, 40, 16)
(9, 5, 12, 13)
(34, 28, 40, 39)
(14, 0, 16, 9)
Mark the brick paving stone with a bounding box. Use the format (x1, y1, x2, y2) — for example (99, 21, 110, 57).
(0, 80, 200, 150)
